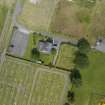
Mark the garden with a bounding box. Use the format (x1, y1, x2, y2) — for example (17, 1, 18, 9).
(56, 43, 77, 70)
(24, 33, 56, 65)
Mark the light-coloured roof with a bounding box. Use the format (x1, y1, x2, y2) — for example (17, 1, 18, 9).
(38, 41, 52, 54)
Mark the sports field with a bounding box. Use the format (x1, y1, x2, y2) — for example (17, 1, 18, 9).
(0, 56, 69, 105)
(56, 44, 77, 70)
(72, 50, 105, 105)
(18, 0, 60, 32)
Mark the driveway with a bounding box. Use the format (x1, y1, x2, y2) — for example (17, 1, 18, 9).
(8, 29, 29, 57)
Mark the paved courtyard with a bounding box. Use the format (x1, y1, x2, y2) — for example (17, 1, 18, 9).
(8, 29, 29, 57)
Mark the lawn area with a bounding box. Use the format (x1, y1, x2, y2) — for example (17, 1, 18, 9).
(24, 33, 55, 65)
(0, 0, 15, 7)
(0, 55, 69, 105)
(50, 0, 105, 43)
(18, 0, 60, 32)
(0, 4, 8, 33)
(72, 50, 105, 105)
(56, 44, 77, 70)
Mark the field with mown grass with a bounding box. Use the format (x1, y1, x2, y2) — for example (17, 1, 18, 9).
(72, 50, 105, 105)
(50, 0, 105, 43)
(0, 4, 8, 33)
(18, 0, 60, 32)
(0, 0, 15, 7)
(56, 43, 77, 70)
(0, 55, 69, 105)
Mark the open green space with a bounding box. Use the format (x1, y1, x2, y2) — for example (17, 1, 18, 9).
(0, 8, 14, 52)
(18, 0, 60, 32)
(56, 44, 77, 70)
(0, 4, 8, 33)
(17, 0, 105, 43)
(50, 0, 105, 43)
(72, 50, 105, 105)
(89, 93, 105, 105)
(0, 0, 15, 7)
(0, 55, 69, 105)
(24, 33, 55, 65)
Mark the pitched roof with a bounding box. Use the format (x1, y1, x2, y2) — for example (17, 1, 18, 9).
(38, 41, 52, 53)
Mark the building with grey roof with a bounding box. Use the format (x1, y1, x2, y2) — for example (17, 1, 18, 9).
(38, 41, 53, 54)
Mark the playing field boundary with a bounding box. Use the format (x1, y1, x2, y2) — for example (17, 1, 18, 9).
(0, 54, 69, 105)
(6, 53, 71, 72)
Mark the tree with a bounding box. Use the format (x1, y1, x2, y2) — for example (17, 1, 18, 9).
(77, 38, 90, 54)
(67, 91, 75, 103)
(31, 48, 40, 60)
(64, 102, 69, 105)
(74, 51, 89, 68)
(70, 68, 82, 87)
(47, 37, 53, 43)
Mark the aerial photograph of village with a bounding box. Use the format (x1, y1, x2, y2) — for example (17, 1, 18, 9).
(0, 0, 105, 105)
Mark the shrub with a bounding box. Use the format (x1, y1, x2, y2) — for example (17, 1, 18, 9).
(67, 91, 75, 103)
(70, 68, 82, 87)
(74, 51, 89, 68)
(31, 48, 40, 60)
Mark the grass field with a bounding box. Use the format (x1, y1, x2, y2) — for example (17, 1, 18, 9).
(72, 50, 105, 105)
(56, 44, 77, 70)
(89, 93, 105, 105)
(0, 4, 8, 33)
(0, 56, 69, 105)
(50, 0, 105, 43)
(18, 0, 60, 32)
(0, 0, 15, 7)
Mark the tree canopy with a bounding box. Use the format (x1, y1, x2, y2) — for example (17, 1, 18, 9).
(77, 38, 90, 54)
(31, 48, 40, 60)
(70, 68, 82, 87)
(74, 51, 89, 68)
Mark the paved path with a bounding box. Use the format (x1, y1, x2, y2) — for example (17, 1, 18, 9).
(52, 41, 61, 65)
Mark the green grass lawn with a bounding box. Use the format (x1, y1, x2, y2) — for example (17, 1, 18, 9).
(72, 50, 105, 105)
(0, 0, 15, 7)
(18, 0, 60, 32)
(24, 34, 44, 59)
(0, 4, 8, 32)
(24, 34, 55, 65)
(0, 55, 68, 105)
(56, 44, 77, 70)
